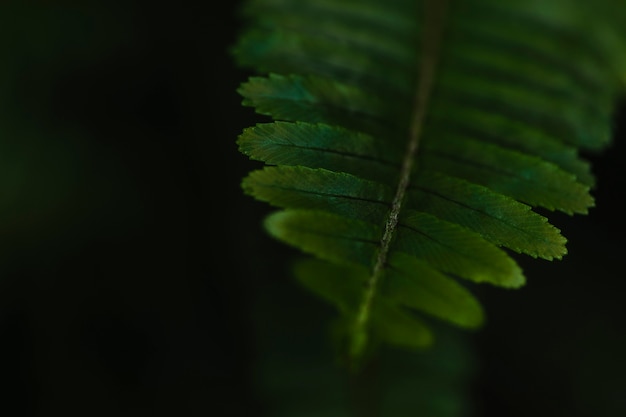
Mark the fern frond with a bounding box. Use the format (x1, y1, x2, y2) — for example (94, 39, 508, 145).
(232, 0, 626, 367)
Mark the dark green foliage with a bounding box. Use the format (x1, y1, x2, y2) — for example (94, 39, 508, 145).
(232, 0, 626, 367)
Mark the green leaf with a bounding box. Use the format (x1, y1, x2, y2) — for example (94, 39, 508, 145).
(395, 211, 525, 288)
(233, 0, 626, 366)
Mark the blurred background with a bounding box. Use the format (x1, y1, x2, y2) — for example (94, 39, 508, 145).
(0, 1, 625, 416)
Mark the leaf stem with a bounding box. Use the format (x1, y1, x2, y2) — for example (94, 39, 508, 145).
(350, 0, 449, 364)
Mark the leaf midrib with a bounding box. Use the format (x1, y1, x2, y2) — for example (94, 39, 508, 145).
(349, 0, 449, 361)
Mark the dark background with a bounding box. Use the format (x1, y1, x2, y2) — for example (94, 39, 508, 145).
(0, 1, 625, 416)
